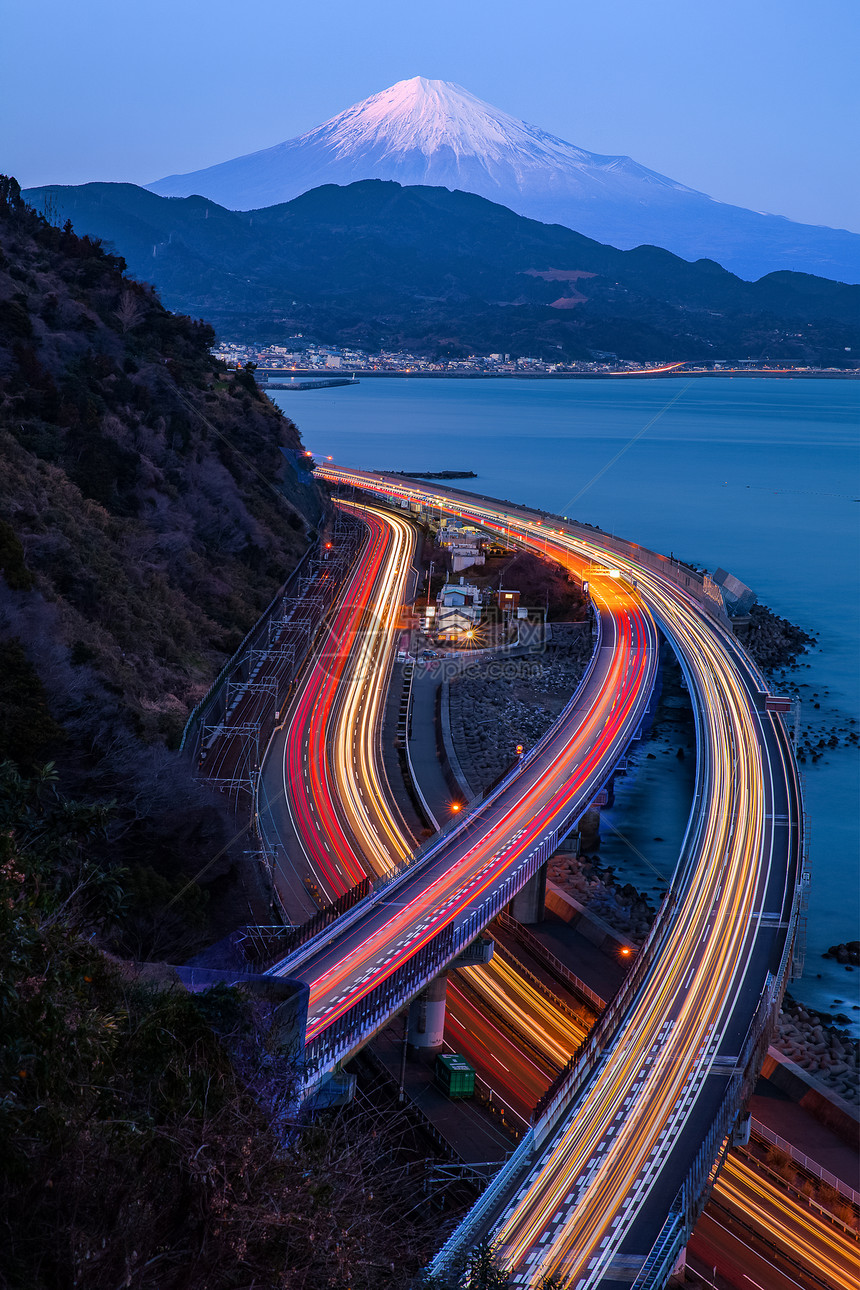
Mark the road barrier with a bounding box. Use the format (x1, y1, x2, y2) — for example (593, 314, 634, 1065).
(236, 877, 372, 970)
(750, 1120, 860, 1208)
(495, 910, 605, 1013)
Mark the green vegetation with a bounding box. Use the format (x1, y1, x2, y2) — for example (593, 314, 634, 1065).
(20, 178, 860, 365)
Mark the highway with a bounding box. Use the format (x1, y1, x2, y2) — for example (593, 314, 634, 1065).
(447, 945, 593, 1124)
(258, 502, 416, 915)
(443, 935, 858, 1290)
(272, 544, 657, 1060)
(312, 467, 803, 1288)
(689, 1151, 859, 1290)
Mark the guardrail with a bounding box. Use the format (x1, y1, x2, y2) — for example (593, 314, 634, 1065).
(495, 911, 605, 1013)
(265, 600, 607, 985)
(325, 470, 731, 631)
(303, 828, 562, 1078)
(237, 877, 372, 969)
(750, 1120, 860, 1208)
(326, 469, 807, 1287)
(630, 970, 787, 1290)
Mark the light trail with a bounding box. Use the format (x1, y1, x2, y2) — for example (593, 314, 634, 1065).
(298, 562, 655, 1043)
(314, 467, 801, 1289)
(264, 503, 416, 907)
(696, 1153, 860, 1290)
(446, 950, 590, 1122)
(267, 491, 836, 1289)
(326, 501, 416, 876)
(449, 926, 859, 1290)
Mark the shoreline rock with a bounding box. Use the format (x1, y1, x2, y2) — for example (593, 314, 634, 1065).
(774, 993, 860, 1106)
(547, 852, 658, 944)
(737, 602, 816, 673)
(447, 602, 859, 1106)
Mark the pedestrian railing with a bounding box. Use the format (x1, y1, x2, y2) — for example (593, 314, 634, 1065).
(750, 1120, 860, 1208)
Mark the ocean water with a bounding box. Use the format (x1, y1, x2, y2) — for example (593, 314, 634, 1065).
(271, 377, 860, 1026)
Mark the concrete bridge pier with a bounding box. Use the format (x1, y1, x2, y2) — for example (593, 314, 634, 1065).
(407, 974, 449, 1050)
(509, 861, 547, 924)
(406, 936, 496, 1050)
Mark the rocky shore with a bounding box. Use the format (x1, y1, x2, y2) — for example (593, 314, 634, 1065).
(447, 624, 593, 794)
(547, 851, 658, 943)
(739, 602, 816, 673)
(546, 851, 860, 1105)
(735, 603, 860, 764)
(774, 993, 860, 1107)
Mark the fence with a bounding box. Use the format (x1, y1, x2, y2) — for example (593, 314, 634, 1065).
(750, 1119, 860, 1208)
(495, 911, 605, 1013)
(265, 598, 610, 986)
(236, 877, 372, 970)
(629, 968, 790, 1290)
(303, 830, 561, 1077)
(179, 532, 319, 757)
(183, 510, 365, 768)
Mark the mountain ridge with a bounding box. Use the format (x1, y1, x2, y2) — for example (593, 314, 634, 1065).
(24, 177, 860, 366)
(146, 77, 860, 283)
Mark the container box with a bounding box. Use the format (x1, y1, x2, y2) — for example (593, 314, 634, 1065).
(435, 1052, 476, 1099)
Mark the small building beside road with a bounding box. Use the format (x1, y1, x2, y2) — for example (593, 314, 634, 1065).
(436, 578, 483, 640)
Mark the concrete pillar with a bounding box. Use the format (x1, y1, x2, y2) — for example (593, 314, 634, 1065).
(407, 974, 448, 1049)
(509, 861, 547, 924)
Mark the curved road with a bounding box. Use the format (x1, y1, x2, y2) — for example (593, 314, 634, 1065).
(313, 467, 803, 1290)
(258, 502, 416, 916)
(273, 553, 657, 1058)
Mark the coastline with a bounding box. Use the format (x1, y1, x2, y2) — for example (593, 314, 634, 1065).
(263, 368, 860, 381)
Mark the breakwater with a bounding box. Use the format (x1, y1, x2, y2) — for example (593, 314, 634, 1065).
(264, 377, 359, 391)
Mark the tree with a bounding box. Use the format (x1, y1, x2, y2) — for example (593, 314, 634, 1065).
(113, 288, 145, 333)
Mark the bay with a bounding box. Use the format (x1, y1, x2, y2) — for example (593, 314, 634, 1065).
(271, 376, 860, 1029)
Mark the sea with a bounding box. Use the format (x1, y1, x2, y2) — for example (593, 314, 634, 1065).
(270, 376, 860, 1030)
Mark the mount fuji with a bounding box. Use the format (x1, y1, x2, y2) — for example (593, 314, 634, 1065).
(148, 77, 860, 283)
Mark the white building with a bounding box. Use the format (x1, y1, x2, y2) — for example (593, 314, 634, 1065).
(436, 578, 482, 640)
(449, 543, 484, 573)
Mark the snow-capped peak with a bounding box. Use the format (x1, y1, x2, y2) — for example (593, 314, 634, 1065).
(306, 76, 590, 168)
(146, 77, 860, 281)
(289, 76, 667, 182)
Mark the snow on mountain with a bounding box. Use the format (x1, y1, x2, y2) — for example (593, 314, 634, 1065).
(148, 77, 860, 282)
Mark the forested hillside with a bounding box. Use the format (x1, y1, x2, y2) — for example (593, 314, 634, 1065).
(23, 178, 860, 364)
(0, 175, 323, 936)
(0, 178, 479, 1290)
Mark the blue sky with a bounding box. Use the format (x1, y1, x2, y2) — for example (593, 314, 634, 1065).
(5, 0, 858, 232)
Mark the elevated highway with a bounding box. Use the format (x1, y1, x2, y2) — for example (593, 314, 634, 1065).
(309, 467, 804, 1288)
(265, 493, 659, 1085)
